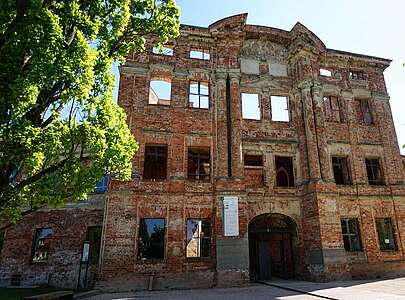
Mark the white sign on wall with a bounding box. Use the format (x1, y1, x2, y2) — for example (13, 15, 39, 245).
(222, 196, 239, 236)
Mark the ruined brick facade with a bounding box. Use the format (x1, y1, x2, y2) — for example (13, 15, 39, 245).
(2, 14, 405, 291)
(97, 13, 405, 289)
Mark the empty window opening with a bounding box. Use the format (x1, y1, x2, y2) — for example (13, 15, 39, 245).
(242, 93, 260, 120)
(355, 99, 373, 125)
(87, 226, 102, 265)
(323, 96, 344, 122)
(320, 68, 332, 77)
(149, 79, 171, 105)
(138, 218, 165, 260)
(32, 228, 53, 263)
(152, 45, 173, 56)
(365, 158, 383, 185)
(341, 218, 362, 251)
(275, 156, 294, 187)
(376, 218, 396, 251)
(0, 230, 4, 259)
(350, 70, 365, 80)
(190, 48, 210, 60)
(271, 96, 289, 122)
(188, 148, 210, 181)
(189, 81, 209, 109)
(143, 145, 168, 180)
(244, 154, 263, 167)
(186, 219, 211, 258)
(332, 157, 351, 185)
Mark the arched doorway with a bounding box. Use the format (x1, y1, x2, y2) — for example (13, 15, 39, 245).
(248, 213, 298, 281)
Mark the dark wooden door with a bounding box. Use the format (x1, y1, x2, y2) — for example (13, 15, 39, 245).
(258, 239, 271, 280)
(269, 232, 293, 279)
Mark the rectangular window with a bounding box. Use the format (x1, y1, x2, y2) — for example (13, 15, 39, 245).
(189, 81, 209, 109)
(190, 48, 210, 60)
(350, 70, 365, 80)
(149, 79, 171, 105)
(0, 230, 4, 258)
(355, 99, 373, 125)
(320, 68, 332, 77)
(271, 96, 289, 122)
(186, 219, 211, 258)
(143, 145, 168, 180)
(275, 156, 294, 187)
(244, 154, 263, 167)
(332, 157, 351, 185)
(94, 175, 109, 193)
(242, 93, 260, 120)
(341, 218, 362, 251)
(32, 228, 53, 263)
(323, 96, 344, 122)
(87, 226, 102, 265)
(188, 148, 210, 181)
(365, 158, 383, 185)
(138, 218, 165, 260)
(376, 218, 396, 251)
(152, 45, 173, 56)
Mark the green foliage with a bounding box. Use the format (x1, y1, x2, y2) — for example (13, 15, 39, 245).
(0, 0, 180, 221)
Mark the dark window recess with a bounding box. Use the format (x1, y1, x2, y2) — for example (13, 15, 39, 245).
(275, 156, 294, 187)
(32, 228, 53, 263)
(189, 81, 209, 109)
(350, 70, 366, 80)
(138, 218, 165, 260)
(355, 99, 373, 125)
(87, 226, 102, 265)
(186, 219, 211, 258)
(188, 148, 210, 181)
(94, 175, 109, 193)
(244, 155, 263, 167)
(376, 218, 396, 251)
(341, 218, 362, 251)
(323, 96, 344, 122)
(332, 157, 351, 185)
(143, 145, 168, 180)
(0, 230, 4, 258)
(365, 158, 384, 185)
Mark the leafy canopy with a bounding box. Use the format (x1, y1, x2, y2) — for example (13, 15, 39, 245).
(0, 0, 180, 221)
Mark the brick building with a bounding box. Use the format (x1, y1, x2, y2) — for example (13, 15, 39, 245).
(2, 13, 405, 290)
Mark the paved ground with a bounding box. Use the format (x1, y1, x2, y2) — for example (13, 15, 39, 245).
(84, 277, 405, 300)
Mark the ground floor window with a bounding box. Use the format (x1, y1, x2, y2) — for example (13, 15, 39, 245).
(87, 226, 102, 265)
(376, 218, 396, 251)
(186, 219, 211, 258)
(32, 228, 53, 263)
(138, 218, 165, 260)
(340, 218, 362, 251)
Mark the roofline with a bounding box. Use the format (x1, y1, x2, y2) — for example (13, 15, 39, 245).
(327, 48, 392, 64)
(180, 23, 208, 30)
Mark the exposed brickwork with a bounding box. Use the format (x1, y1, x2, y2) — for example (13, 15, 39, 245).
(99, 13, 405, 290)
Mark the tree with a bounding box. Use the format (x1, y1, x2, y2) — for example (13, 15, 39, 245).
(0, 0, 180, 222)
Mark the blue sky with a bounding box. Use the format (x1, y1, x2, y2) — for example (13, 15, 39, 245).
(116, 0, 405, 153)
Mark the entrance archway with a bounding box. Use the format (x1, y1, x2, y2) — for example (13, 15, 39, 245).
(248, 213, 298, 281)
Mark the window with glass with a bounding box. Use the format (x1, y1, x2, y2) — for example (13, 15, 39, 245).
(94, 175, 109, 193)
(275, 156, 294, 187)
(143, 145, 168, 180)
(332, 157, 351, 185)
(323, 96, 344, 122)
(32, 228, 53, 263)
(138, 218, 165, 260)
(376, 218, 396, 251)
(189, 81, 209, 109)
(365, 158, 383, 185)
(186, 219, 211, 258)
(341, 218, 362, 251)
(188, 148, 210, 181)
(190, 48, 210, 60)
